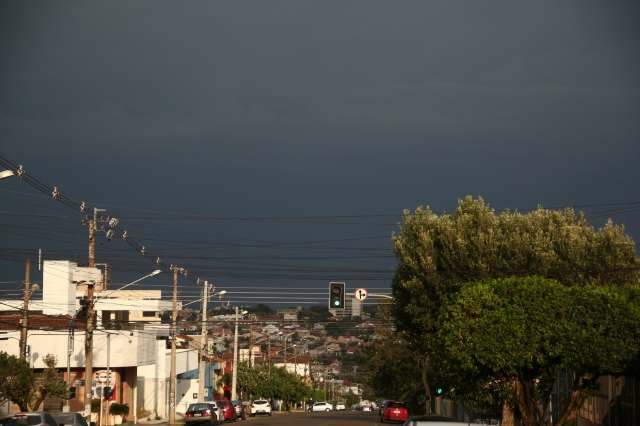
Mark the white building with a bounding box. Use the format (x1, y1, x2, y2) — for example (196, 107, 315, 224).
(0, 260, 202, 421)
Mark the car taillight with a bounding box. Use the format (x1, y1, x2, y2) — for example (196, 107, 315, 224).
(205, 409, 211, 415)
(186, 413, 192, 417)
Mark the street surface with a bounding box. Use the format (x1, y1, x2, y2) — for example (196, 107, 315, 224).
(243, 412, 381, 426)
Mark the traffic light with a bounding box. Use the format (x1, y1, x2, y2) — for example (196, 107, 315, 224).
(329, 282, 345, 309)
(435, 387, 444, 396)
(103, 386, 113, 399)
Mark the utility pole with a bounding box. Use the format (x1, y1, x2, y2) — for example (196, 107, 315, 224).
(268, 337, 271, 377)
(169, 266, 183, 425)
(198, 281, 209, 402)
(249, 323, 254, 368)
(84, 282, 95, 418)
(19, 257, 31, 360)
(283, 335, 288, 373)
(231, 306, 239, 401)
(65, 319, 74, 413)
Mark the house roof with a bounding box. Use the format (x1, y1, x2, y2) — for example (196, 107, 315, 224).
(0, 312, 78, 330)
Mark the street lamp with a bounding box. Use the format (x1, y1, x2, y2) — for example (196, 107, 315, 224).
(231, 307, 248, 401)
(368, 293, 393, 300)
(0, 170, 15, 180)
(183, 287, 226, 308)
(97, 269, 162, 298)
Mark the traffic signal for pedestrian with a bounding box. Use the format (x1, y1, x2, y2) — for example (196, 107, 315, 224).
(329, 282, 345, 309)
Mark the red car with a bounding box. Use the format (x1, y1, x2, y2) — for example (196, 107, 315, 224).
(380, 401, 409, 423)
(216, 399, 237, 422)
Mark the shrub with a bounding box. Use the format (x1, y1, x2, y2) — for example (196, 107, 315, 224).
(109, 403, 130, 417)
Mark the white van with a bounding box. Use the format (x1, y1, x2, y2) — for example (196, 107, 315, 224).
(403, 416, 486, 426)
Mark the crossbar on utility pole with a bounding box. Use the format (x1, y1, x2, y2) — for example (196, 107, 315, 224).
(19, 256, 31, 360)
(88, 210, 97, 268)
(198, 281, 209, 402)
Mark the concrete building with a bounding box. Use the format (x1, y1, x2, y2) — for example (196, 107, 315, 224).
(0, 259, 208, 422)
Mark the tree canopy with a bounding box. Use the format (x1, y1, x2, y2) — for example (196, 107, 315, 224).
(0, 352, 67, 411)
(223, 362, 311, 409)
(390, 196, 639, 416)
(438, 276, 640, 425)
(393, 196, 638, 348)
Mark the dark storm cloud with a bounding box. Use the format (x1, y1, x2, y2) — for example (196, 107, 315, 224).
(1, 1, 639, 288)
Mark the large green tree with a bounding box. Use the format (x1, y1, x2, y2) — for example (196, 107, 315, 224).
(438, 277, 640, 426)
(0, 352, 67, 411)
(391, 196, 639, 413)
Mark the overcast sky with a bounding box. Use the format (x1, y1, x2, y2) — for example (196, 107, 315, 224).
(1, 1, 639, 305)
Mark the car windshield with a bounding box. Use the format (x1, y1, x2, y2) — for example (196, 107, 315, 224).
(388, 402, 406, 408)
(187, 404, 211, 411)
(253, 400, 267, 404)
(12, 416, 41, 426)
(52, 414, 76, 423)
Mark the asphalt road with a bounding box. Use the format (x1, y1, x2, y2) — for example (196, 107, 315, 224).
(245, 411, 382, 426)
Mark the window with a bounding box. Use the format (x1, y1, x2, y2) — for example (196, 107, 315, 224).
(142, 311, 157, 317)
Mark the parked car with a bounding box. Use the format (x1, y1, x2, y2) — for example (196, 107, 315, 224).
(380, 401, 409, 423)
(0, 417, 17, 426)
(185, 402, 221, 425)
(335, 403, 346, 411)
(311, 401, 333, 412)
(216, 399, 237, 422)
(402, 416, 485, 426)
(250, 400, 272, 416)
(10, 413, 58, 426)
(52, 413, 88, 426)
(230, 400, 244, 420)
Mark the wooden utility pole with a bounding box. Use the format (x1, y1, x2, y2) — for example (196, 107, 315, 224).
(231, 306, 239, 401)
(198, 281, 209, 402)
(19, 256, 31, 360)
(84, 283, 95, 417)
(268, 337, 271, 376)
(88, 212, 96, 268)
(169, 266, 182, 425)
(249, 323, 254, 367)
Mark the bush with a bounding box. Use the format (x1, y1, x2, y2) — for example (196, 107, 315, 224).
(109, 403, 130, 417)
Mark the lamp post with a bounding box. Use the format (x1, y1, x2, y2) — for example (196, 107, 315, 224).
(196, 283, 224, 402)
(231, 307, 248, 401)
(87, 269, 162, 418)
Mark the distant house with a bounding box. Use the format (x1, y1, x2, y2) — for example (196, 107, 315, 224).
(326, 343, 341, 353)
(278, 308, 299, 321)
(262, 324, 280, 335)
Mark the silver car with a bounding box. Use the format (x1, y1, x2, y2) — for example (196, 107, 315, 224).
(52, 413, 88, 426)
(11, 413, 58, 426)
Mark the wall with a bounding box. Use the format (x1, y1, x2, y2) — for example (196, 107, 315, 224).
(0, 329, 157, 369)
